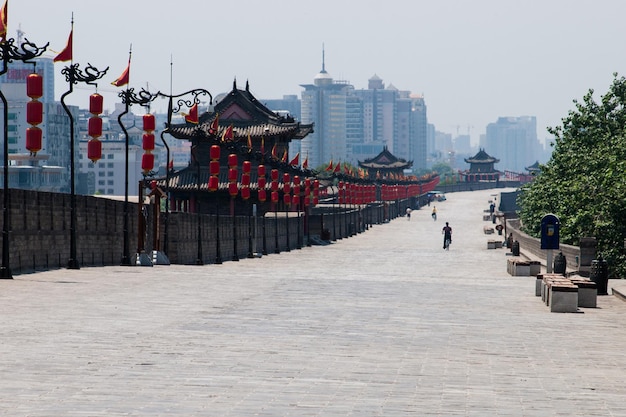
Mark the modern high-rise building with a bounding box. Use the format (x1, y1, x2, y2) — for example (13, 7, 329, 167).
(299, 59, 429, 171)
(482, 116, 541, 173)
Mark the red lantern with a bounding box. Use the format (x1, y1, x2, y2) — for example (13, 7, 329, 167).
(271, 169, 279, 181)
(271, 181, 279, 192)
(209, 160, 220, 176)
(26, 73, 43, 99)
(89, 93, 103, 115)
(26, 100, 43, 126)
(26, 127, 42, 153)
(208, 176, 219, 191)
(305, 178, 311, 188)
(241, 187, 250, 200)
(283, 183, 291, 194)
(228, 168, 238, 183)
(210, 145, 221, 160)
(88, 117, 103, 138)
(242, 160, 251, 173)
(257, 164, 266, 177)
(87, 139, 102, 163)
(228, 182, 238, 197)
(241, 173, 251, 186)
(142, 133, 155, 151)
(257, 177, 266, 189)
(142, 113, 156, 132)
(293, 176, 301, 186)
(141, 153, 155, 172)
(228, 153, 238, 168)
(283, 194, 291, 205)
(292, 194, 300, 206)
(271, 191, 279, 203)
(258, 189, 267, 202)
(283, 173, 290, 183)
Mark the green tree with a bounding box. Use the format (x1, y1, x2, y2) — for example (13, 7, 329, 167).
(518, 73, 626, 276)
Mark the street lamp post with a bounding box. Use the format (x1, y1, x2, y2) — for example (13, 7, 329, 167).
(117, 87, 156, 265)
(60, 63, 107, 270)
(0, 36, 48, 279)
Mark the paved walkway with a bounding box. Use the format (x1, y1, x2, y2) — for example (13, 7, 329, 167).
(2, 188, 626, 417)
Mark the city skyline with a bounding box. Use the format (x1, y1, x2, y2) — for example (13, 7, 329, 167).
(9, 0, 626, 146)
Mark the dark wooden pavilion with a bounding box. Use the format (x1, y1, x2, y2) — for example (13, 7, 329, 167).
(358, 146, 412, 180)
(461, 148, 500, 182)
(156, 80, 314, 214)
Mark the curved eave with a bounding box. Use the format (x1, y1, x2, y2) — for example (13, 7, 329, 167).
(167, 122, 313, 141)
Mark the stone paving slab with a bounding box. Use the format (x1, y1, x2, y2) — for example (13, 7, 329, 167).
(2, 188, 626, 416)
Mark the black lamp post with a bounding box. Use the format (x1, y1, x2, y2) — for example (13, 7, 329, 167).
(117, 87, 156, 265)
(0, 36, 48, 279)
(157, 88, 212, 261)
(60, 63, 107, 270)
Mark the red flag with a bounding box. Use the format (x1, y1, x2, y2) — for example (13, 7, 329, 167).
(333, 161, 341, 173)
(325, 160, 333, 172)
(344, 163, 350, 175)
(54, 29, 73, 62)
(281, 148, 288, 163)
(288, 152, 299, 166)
(209, 114, 219, 135)
(111, 57, 130, 87)
(184, 103, 198, 124)
(271, 144, 278, 159)
(221, 125, 233, 142)
(0, 1, 7, 42)
(302, 154, 309, 169)
(168, 160, 174, 170)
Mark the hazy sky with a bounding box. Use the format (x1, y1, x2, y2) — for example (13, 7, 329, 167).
(11, 0, 626, 145)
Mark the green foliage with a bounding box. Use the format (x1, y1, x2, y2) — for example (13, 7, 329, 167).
(518, 73, 626, 276)
(431, 162, 453, 176)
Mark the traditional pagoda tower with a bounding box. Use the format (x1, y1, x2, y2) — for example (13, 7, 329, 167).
(158, 80, 314, 214)
(358, 146, 412, 180)
(462, 148, 500, 182)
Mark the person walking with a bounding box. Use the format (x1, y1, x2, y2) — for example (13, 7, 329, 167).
(406, 207, 412, 220)
(431, 206, 437, 221)
(442, 222, 452, 249)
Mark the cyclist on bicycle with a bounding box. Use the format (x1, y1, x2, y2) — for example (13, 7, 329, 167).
(442, 222, 452, 249)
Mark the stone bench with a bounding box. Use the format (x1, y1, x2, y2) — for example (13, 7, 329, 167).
(487, 240, 503, 249)
(483, 226, 494, 234)
(507, 258, 530, 276)
(538, 274, 597, 312)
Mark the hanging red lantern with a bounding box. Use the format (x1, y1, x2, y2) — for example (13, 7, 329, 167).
(271, 181, 279, 192)
(283, 183, 290, 194)
(26, 127, 42, 154)
(88, 138, 102, 163)
(257, 164, 266, 177)
(228, 182, 238, 197)
(210, 145, 221, 160)
(292, 194, 300, 206)
(142, 113, 156, 132)
(228, 153, 238, 168)
(271, 169, 279, 181)
(305, 178, 311, 188)
(242, 160, 251, 173)
(88, 117, 103, 138)
(26, 100, 43, 126)
(258, 189, 267, 202)
(293, 176, 301, 186)
(283, 194, 291, 206)
(141, 153, 155, 172)
(208, 176, 219, 191)
(209, 160, 220, 176)
(26, 73, 43, 99)
(241, 173, 251, 186)
(271, 191, 279, 203)
(89, 93, 103, 115)
(228, 168, 238, 183)
(241, 187, 250, 200)
(142, 133, 155, 151)
(283, 173, 290, 184)
(257, 177, 266, 189)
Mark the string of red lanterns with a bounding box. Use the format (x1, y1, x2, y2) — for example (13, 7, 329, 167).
(87, 93, 104, 163)
(208, 144, 220, 191)
(141, 113, 156, 175)
(25, 73, 43, 156)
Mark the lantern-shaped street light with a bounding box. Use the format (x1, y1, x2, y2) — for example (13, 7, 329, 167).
(0, 33, 48, 278)
(25, 73, 43, 156)
(208, 144, 222, 264)
(87, 94, 104, 163)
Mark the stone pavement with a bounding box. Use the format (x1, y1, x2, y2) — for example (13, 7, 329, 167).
(2, 188, 626, 417)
